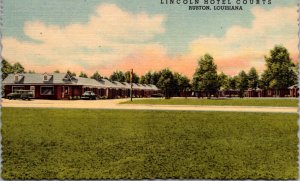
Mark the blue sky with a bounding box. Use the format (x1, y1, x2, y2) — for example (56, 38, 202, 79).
(3, 0, 296, 54)
(2, 0, 298, 76)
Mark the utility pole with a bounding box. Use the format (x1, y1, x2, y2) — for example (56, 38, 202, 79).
(130, 69, 133, 102)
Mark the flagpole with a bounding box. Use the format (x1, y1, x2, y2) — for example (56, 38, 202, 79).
(130, 68, 133, 102)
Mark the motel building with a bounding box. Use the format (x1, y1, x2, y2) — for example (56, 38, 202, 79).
(3, 73, 160, 100)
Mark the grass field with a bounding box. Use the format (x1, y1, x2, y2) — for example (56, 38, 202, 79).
(122, 98, 298, 107)
(2, 108, 298, 179)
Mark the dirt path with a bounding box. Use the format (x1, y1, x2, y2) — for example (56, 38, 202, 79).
(1, 98, 297, 113)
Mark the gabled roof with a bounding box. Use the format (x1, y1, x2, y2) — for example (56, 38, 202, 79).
(148, 84, 159, 90)
(121, 82, 132, 89)
(3, 73, 72, 84)
(144, 84, 154, 90)
(132, 83, 142, 90)
(137, 84, 150, 90)
(112, 81, 127, 89)
(97, 79, 118, 88)
(3, 73, 160, 90)
(288, 84, 298, 89)
(72, 77, 102, 87)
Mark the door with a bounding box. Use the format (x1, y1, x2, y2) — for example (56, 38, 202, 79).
(62, 86, 69, 99)
(30, 86, 35, 98)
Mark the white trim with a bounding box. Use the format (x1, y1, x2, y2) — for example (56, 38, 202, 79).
(40, 86, 54, 95)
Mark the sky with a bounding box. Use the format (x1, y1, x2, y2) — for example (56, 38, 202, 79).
(2, 0, 298, 77)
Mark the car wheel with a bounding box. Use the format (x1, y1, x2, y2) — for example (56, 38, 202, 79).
(8, 97, 11, 100)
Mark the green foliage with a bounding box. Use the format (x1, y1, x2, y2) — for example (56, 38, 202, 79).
(236, 71, 248, 97)
(122, 98, 298, 107)
(90, 71, 102, 81)
(144, 72, 153, 84)
(28, 70, 36, 74)
(140, 71, 161, 85)
(53, 70, 60, 73)
(140, 75, 146, 84)
(79, 72, 88, 78)
(12, 62, 25, 74)
(192, 54, 219, 96)
(218, 72, 229, 90)
(124, 71, 139, 83)
(2, 59, 13, 80)
(2, 59, 26, 80)
(173, 72, 191, 91)
(228, 76, 238, 90)
(260, 45, 297, 90)
(109, 71, 125, 82)
(247, 67, 259, 90)
(157, 69, 175, 98)
(2, 108, 298, 179)
(67, 70, 76, 77)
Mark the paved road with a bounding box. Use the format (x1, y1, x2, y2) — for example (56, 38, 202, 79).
(1, 99, 297, 113)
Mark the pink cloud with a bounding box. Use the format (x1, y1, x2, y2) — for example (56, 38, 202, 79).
(2, 5, 298, 79)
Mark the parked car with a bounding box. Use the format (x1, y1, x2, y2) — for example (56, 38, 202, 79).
(151, 93, 164, 98)
(7, 90, 34, 100)
(81, 91, 97, 100)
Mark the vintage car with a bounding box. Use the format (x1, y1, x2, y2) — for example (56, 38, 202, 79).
(81, 91, 97, 100)
(150, 93, 164, 98)
(7, 90, 34, 100)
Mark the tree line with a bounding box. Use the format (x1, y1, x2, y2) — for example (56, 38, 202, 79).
(2, 45, 298, 97)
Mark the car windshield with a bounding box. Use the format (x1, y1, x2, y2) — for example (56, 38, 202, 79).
(83, 91, 94, 95)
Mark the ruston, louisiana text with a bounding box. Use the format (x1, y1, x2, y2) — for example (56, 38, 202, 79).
(160, 0, 272, 5)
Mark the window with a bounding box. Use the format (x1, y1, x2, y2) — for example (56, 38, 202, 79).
(15, 75, 19, 82)
(12, 86, 24, 92)
(64, 86, 69, 95)
(44, 75, 48, 81)
(40, 86, 54, 95)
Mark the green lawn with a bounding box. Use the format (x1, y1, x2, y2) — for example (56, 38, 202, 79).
(2, 108, 298, 179)
(122, 98, 298, 107)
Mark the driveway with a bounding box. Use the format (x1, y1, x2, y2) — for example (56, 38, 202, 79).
(1, 98, 297, 113)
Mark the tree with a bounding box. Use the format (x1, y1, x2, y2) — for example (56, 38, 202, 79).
(157, 69, 174, 98)
(218, 72, 229, 91)
(67, 70, 76, 77)
(139, 71, 160, 85)
(140, 75, 146, 84)
(143, 72, 153, 84)
(192, 54, 219, 97)
(260, 46, 297, 95)
(151, 71, 161, 85)
(173, 72, 191, 91)
(228, 76, 238, 90)
(12, 62, 25, 74)
(54, 70, 60, 73)
(79, 72, 88, 78)
(2, 59, 13, 80)
(124, 71, 139, 83)
(247, 67, 259, 90)
(28, 70, 36, 74)
(109, 71, 125, 82)
(293, 62, 298, 84)
(236, 70, 248, 98)
(2, 60, 26, 80)
(91, 71, 102, 81)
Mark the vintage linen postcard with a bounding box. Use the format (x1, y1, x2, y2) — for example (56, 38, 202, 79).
(1, 0, 299, 180)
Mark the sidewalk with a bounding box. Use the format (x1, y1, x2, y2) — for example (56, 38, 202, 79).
(1, 99, 297, 113)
